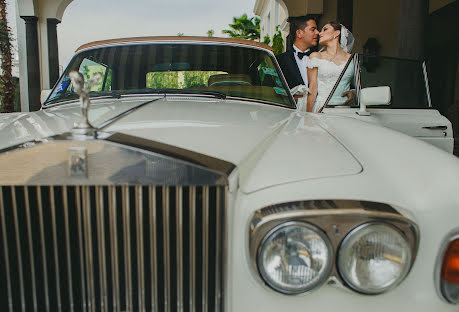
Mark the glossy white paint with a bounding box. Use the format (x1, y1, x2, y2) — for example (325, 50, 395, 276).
(322, 106, 454, 153)
(1, 94, 459, 310)
(227, 116, 459, 312)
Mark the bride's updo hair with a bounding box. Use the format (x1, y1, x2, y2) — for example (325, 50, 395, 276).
(327, 21, 342, 41)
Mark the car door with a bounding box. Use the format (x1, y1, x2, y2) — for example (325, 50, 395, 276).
(321, 54, 454, 153)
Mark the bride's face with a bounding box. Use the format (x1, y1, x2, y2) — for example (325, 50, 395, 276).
(319, 24, 340, 45)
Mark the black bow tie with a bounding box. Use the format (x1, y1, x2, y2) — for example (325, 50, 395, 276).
(297, 50, 312, 59)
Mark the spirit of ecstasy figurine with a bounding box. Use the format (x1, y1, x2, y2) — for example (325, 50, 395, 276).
(68, 70, 102, 137)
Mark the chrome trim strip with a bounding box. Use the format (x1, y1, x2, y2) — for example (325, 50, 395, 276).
(176, 186, 184, 311)
(108, 187, 120, 312)
(122, 186, 133, 312)
(202, 186, 209, 312)
(96, 186, 108, 312)
(354, 53, 361, 108)
(162, 186, 171, 312)
(82, 186, 96, 312)
(189, 186, 196, 312)
(50, 187, 63, 312)
(75, 187, 87, 311)
(24, 187, 38, 312)
(37, 186, 51, 312)
(422, 61, 433, 108)
(214, 187, 221, 312)
(135, 186, 146, 312)
(149, 186, 158, 312)
(62, 186, 75, 312)
(222, 188, 228, 312)
(75, 37, 272, 53)
(0, 187, 13, 312)
(11, 187, 26, 312)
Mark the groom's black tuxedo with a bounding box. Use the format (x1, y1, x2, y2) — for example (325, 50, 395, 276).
(276, 50, 304, 89)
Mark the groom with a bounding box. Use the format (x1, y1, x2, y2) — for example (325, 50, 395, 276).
(276, 15, 319, 89)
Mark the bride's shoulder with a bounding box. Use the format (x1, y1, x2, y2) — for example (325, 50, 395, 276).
(309, 52, 321, 59)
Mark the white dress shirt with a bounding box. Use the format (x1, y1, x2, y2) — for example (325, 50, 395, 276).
(292, 44, 310, 86)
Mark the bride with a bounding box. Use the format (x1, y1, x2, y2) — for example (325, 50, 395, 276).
(306, 22, 355, 113)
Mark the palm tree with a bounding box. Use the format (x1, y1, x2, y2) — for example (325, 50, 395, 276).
(222, 14, 260, 41)
(0, 0, 14, 113)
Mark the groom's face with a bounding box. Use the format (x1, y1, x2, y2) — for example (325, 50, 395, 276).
(298, 20, 319, 48)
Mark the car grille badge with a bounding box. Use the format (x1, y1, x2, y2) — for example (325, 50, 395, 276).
(68, 146, 88, 178)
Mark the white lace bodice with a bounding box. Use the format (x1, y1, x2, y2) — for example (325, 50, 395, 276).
(307, 57, 354, 112)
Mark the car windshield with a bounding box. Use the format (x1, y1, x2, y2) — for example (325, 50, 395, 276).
(45, 42, 294, 108)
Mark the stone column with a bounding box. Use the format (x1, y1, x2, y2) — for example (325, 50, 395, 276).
(397, 0, 428, 60)
(20, 16, 41, 111)
(47, 18, 61, 88)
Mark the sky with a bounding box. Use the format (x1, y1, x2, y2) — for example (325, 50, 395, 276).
(58, 0, 257, 66)
(6, 0, 257, 69)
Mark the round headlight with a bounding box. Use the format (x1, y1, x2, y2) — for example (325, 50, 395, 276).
(338, 223, 412, 294)
(257, 222, 333, 294)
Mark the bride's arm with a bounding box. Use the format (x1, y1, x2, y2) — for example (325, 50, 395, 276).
(307, 66, 318, 112)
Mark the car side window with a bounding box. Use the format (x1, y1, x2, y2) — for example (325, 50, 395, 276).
(358, 55, 429, 108)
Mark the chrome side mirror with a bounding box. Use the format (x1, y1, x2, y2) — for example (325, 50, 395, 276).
(358, 86, 391, 116)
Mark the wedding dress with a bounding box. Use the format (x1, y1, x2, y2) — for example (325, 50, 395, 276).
(307, 57, 354, 113)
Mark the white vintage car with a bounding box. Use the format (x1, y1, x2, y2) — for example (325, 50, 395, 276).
(0, 37, 458, 312)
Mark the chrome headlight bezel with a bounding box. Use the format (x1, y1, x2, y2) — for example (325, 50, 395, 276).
(337, 222, 413, 294)
(256, 221, 334, 295)
(249, 200, 419, 296)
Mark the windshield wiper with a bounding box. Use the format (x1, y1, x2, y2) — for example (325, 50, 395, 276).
(127, 88, 226, 99)
(88, 91, 122, 99)
(44, 91, 121, 106)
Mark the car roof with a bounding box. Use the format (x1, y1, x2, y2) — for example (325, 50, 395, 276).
(75, 36, 273, 52)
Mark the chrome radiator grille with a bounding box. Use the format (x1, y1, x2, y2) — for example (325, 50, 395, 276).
(0, 185, 226, 312)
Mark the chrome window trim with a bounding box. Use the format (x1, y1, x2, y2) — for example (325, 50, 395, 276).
(434, 228, 459, 304)
(422, 61, 433, 108)
(76, 40, 273, 55)
(321, 53, 358, 111)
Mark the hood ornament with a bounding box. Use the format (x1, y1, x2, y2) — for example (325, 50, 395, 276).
(69, 71, 102, 138)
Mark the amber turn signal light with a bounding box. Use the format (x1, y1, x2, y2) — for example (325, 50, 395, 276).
(439, 236, 459, 304)
(441, 238, 459, 284)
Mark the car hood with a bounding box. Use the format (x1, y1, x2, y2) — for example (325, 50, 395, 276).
(0, 96, 362, 192)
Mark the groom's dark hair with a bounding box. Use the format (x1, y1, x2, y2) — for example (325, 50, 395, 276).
(288, 15, 318, 42)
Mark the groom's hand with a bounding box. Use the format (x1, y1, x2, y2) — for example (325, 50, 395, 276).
(341, 90, 356, 106)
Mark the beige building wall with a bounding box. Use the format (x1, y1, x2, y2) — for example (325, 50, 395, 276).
(318, 0, 338, 28)
(352, 0, 400, 56)
(257, 0, 289, 39)
(257, 0, 454, 57)
(254, 0, 289, 48)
